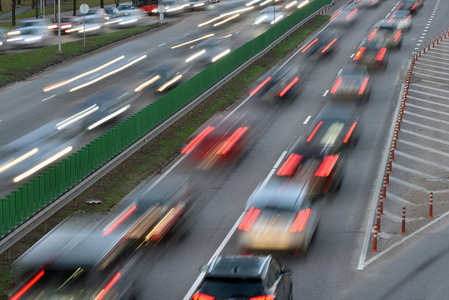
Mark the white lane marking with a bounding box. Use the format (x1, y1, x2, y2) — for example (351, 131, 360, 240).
(399, 139, 449, 159)
(303, 115, 311, 124)
(260, 151, 288, 190)
(413, 72, 449, 81)
(350, 53, 355, 58)
(183, 33, 190, 37)
(409, 89, 449, 101)
(389, 176, 428, 192)
(357, 84, 405, 270)
(408, 95, 449, 109)
(323, 90, 329, 97)
(364, 209, 449, 268)
(401, 129, 449, 147)
(405, 110, 449, 126)
(423, 30, 428, 32)
(427, 49, 449, 58)
(419, 55, 449, 64)
(393, 163, 438, 180)
(425, 26, 429, 29)
(147, 155, 188, 192)
(387, 192, 421, 206)
(89, 73, 101, 80)
(158, 43, 166, 47)
(418, 40, 423, 42)
(117, 92, 129, 99)
(416, 57, 449, 67)
(406, 102, 449, 116)
(42, 94, 56, 102)
(421, 79, 448, 86)
(395, 150, 449, 172)
(128, 56, 137, 61)
(410, 84, 449, 95)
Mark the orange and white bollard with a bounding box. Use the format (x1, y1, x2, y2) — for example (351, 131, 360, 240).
(390, 148, 395, 161)
(372, 224, 378, 253)
(429, 192, 434, 218)
(377, 205, 381, 232)
(423, 42, 426, 54)
(381, 185, 386, 200)
(380, 196, 384, 215)
(384, 173, 389, 186)
(401, 206, 406, 234)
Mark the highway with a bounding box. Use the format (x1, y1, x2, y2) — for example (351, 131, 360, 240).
(6, 0, 449, 298)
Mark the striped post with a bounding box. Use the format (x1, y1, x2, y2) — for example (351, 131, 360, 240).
(372, 224, 378, 252)
(401, 206, 406, 234)
(429, 192, 434, 218)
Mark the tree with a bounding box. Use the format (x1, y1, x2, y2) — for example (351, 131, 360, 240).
(0, 1, 3, 12)
(12, 0, 16, 26)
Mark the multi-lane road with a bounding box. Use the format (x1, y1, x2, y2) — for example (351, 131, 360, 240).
(5, 0, 449, 298)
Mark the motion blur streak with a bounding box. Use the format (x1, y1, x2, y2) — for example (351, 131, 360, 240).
(56, 104, 99, 130)
(0, 148, 39, 173)
(250, 77, 272, 96)
(330, 77, 343, 94)
(346, 9, 357, 20)
(270, 15, 283, 24)
(186, 49, 206, 63)
(171, 34, 215, 49)
(7, 30, 20, 36)
(43, 56, 125, 92)
(13, 146, 73, 183)
(10, 269, 45, 300)
(238, 207, 261, 231)
(94, 271, 121, 300)
(119, 19, 138, 25)
(367, 29, 377, 41)
(182, 126, 215, 154)
(353, 47, 366, 60)
(146, 205, 185, 241)
(279, 77, 299, 97)
(79, 26, 101, 33)
(321, 38, 337, 53)
(343, 122, 357, 143)
(330, 8, 343, 20)
(260, 0, 273, 6)
(246, 0, 261, 6)
(103, 204, 137, 236)
(396, 3, 404, 9)
(301, 37, 318, 53)
(387, 14, 395, 23)
(213, 14, 240, 27)
(358, 78, 369, 94)
(211, 49, 231, 62)
(88, 105, 131, 130)
(157, 74, 182, 92)
(394, 30, 402, 42)
(285, 1, 297, 9)
(375, 47, 386, 61)
(199, 7, 253, 27)
(69, 55, 147, 92)
(307, 121, 323, 142)
(297, 0, 309, 9)
(134, 75, 161, 92)
(216, 127, 248, 155)
(315, 155, 339, 177)
(277, 154, 302, 176)
(290, 208, 311, 232)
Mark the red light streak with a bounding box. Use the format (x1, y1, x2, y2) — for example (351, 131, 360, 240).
(103, 205, 137, 236)
(353, 47, 366, 60)
(367, 29, 377, 41)
(238, 207, 261, 231)
(182, 126, 215, 154)
(314, 155, 339, 177)
(307, 121, 323, 142)
(301, 37, 319, 53)
(279, 77, 299, 97)
(192, 292, 215, 300)
(387, 15, 395, 23)
(10, 270, 45, 300)
(375, 47, 386, 61)
(321, 38, 337, 53)
(290, 208, 311, 232)
(394, 29, 402, 42)
(250, 295, 275, 300)
(410, 3, 418, 10)
(343, 122, 357, 143)
(358, 77, 369, 95)
(345, 9, 357, 20)
(95, 272, 121, 300)
(277, 154, 303, 176)
(396, 3, 403, 9)
(330, 77, 343, 94)
(330, 8, 343, 20)
(215, 127, 248, 155)
(250, 77, 272, 96)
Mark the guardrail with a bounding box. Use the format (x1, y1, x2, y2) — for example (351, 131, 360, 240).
(0, 0, 334, 252)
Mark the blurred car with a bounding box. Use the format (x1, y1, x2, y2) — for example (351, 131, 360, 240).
(181, 112, 252, 170)
(353, 37, 389, 70)
(80, 8, 108, 20)
(185, 0, 208, 11)
(107, 9, 145, 28)
(14, 18, 53, 30)
(305, 101, 360, 151)
(157, 0, 187, 15)
(250, 65, 301, 102)
(386, 9, 412, 31)
(301, 30, 340, 59)
(253, 6, 285, 25)
(355, 0, 381, 7)
(192, 255, 293, 300)
(6, 27, 52, 48)
(104, 7, 123, 20)
(330, 63, 371, 101)
(117, 3, 139, 10)
(186, 35, 232, 66)
(329, 4, 358, 26)
(49, 16, 82, 34)
(368, 19, 403, 49)
(66, 15, 106, 35)
(236, 180, 322, 252)
(0, 27, 9, 51)
(277, 140, 344, 197)
(396, 0, 423, 13)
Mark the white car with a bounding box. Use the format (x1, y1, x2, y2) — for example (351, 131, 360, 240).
(106, 9, 145, 28)
(254, 6, 284, 25)
(66, 16, 106, 35)
(6, 26, 52, 48)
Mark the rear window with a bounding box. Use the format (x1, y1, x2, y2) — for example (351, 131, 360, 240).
(201, 278, 264, 298)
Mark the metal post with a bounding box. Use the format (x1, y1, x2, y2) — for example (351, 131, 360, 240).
(401, 206, 406, 234)
(429, 192, 433, 218)
(57, 0, 62, 54)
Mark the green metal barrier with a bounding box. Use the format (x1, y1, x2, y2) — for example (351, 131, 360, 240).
(0, 0, 332, 238)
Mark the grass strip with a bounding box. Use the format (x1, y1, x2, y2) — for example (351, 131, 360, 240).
(0, 23, 164, 89)
(0, 14, 329, 299)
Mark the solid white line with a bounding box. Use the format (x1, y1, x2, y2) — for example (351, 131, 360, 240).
(416, 60, 449, 70)
(421, 79, 448, 86)
(395, 150, 449, 172)
(417, 56, 449, 66)
(403, 119, 449, 136)
(389, 176, 428, 192)
(427, 49, 449, 58)
(408, 89, 449, 101)
(303, 115, 311, 124)
(42, 94, 56, 102)
(402, 129, 449, 146)
(413, 72, 449, 82)
(323, 90, 329, 97)
(406, 102, 449, 117)
(399, 139, 449, 159)
(405, 111, 449, 126)
(408, 95, 449, 109)
(423, 52, 449, 61)
(147, 155, 188, 191)
(393, 163, 437, 179)
(364, 209, 449, 268)
(260, 151, 287, 190)
(117, 92, 129, 99)
(410, 84, 449, 94)
(386, 192, 421, 206)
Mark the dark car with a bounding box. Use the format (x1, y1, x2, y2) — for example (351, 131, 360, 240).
(301, 30, 340, 59)
(277, 141, 344, 197)
(353, 37, 389, 70)
(250, 65, 301, 102)
(236, 180, 322, 253)
(397, 0, 423, 13)
(330, 63, 371, 101)
(329, 4, 359, 26)
(192, 255, 293, 300)
(367, 19, 403, 49)
(50, 16, 82, 34)
(386, 9, 412, 31)
(117, 3, 138, 11)
(186, 36, 232, 66)
(305, 101, 360, 152)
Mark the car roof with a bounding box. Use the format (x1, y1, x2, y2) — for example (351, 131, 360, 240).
(206, 255, 271, 279)
(316, 102, 357, 122)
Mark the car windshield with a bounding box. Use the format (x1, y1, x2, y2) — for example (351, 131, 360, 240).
(118, 5, 134, 9)
(201, 278, 264, 298)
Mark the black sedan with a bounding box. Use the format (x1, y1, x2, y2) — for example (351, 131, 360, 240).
(353, 37, 389, 70)
(330, 63, 371, 101)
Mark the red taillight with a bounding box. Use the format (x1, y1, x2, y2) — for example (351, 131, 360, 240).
(358, 77, 369, 95)
(396, 3, 403, 9)
(321, 38, 337, 54)
(367, 29, 377, 41)
(410, 3, 418, 10)
(353, 47, 366, 60)
(314, 155, 339, 177)
(250, 77, 272, 96)
(330, 77, 343, 94)
(330, 8, 343, 20)
(192, 292, 215, 300)
(215, 127, 248, 155)
(95, 271, 121, 300)
(250, 295, 275, 300)
(394, 29, 402, 42)
(277, 153, 303, 176)
(307, 121, 323, 142)
(375, 47, 386, 61)
(343, 122, 357, 143)
(279, 77, 299, 97)
(103, 205, 137, 236)
(182, 126, 215, 154)
(387, 15, 395, 23)
(301, 37, 319, 53)
(10, 270, 45, 300)
(345, 8, 357, 20)
(238, 207, 261, 231)
(290, 208, 311, 232)
(405, 15, 411, 23)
